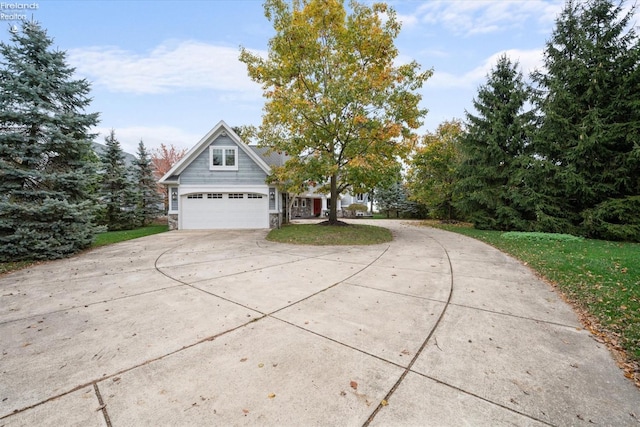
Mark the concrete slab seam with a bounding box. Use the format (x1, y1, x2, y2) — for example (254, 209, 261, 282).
(155, 242, 345, 288)
(363, 229, 455, 426)
(0, 283, 189, 327)
(445, 301, 582, 330)
(154, 247, 306, 270)
(267, 245, 391, 317)
(187, 282, 268, 315)
(270, 314, 410, 370)
(407, 369, 555, 426)
(151, 237, 388, 327)
(93, 382, 112, 427)
(341, 279, 582, 332)
(0, 316, 265, 421)
(344, 281, 449, 306)
(184, 256, 321, 286)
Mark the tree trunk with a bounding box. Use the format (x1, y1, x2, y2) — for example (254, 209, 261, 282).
(328, 174, 338, 224)
(287, 194, 297, 224)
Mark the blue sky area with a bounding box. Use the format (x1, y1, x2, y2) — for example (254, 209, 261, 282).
(0, 0, 571, 155)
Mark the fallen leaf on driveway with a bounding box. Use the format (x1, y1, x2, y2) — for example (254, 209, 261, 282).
(381, 399, 388, 406)
(350, 381, 358, 390)
(268, 393, 276, 398)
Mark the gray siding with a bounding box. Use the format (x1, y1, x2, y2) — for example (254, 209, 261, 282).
(179, 136, 268, 185)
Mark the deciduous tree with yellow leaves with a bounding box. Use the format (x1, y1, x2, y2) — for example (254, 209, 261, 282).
(407, 120, 464, 221)
(240, 0, 430, 224)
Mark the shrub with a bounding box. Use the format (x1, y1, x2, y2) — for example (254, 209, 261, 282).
(501, 231, 583, 242)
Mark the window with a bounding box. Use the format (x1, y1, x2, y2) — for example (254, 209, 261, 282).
(293, 199, 298, 207)
(210, 146, 238, 170)
(187, 194, 203, 199)
(247, 194, 263, 199)
(356, 193, 365, 202)
(229, 193, 244, 199)
(301, 199, 307, 208)
(207, 193, 222, 199)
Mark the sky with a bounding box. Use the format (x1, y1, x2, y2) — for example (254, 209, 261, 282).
(0, 0, 568, 155)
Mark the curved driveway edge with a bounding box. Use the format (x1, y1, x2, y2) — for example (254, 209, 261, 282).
(1, 220, 638, 426)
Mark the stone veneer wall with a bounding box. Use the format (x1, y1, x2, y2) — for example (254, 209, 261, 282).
(168, 214, 178, 230)
(291, 198, 313, 218)
(269, 213, 282, 229)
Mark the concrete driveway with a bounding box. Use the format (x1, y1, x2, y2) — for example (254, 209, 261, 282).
(1, 220, 638, 426)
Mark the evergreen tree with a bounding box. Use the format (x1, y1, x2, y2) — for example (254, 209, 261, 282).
(0, 22, 100, 261)
(98, 130, 135, 230)
(132, 140, 163, 226)
(455, 55, 535, 230)
(374, 181, 424, 218)
(532, 0, 640, 240)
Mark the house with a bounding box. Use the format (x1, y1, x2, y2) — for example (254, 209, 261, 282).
(159, 120, 373, 230)
(159, 121, 285, 230)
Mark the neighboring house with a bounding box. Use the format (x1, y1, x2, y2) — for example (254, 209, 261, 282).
(159, 121, 285, 230)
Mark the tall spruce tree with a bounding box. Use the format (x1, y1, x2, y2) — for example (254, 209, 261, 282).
(0, 22, 100, 261)
(98, 130, 135, 231)
(532, 0, 640, 240)
(455, 55, 535, 230)
(132, 140, 163, 226)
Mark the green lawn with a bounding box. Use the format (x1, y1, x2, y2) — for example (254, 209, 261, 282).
(0, 224, 169, 274)
(267, 223, 392, 245)
(428, 222, 640, 372)
(92, 224, 169, 247)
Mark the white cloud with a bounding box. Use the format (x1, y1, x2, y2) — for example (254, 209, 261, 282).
(413, 0, 563, 37)
(397, 11, 419, 29)
(426, 48, 543, 89)
(93, 125, 202, 155)
(68, 40, 266, 95)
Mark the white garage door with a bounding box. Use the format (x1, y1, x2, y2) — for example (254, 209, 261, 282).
(181, 192, 269, 229)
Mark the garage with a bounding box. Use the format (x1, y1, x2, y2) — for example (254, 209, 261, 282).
(180, 192, 269, 229)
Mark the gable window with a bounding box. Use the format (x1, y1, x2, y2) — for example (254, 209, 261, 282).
(210, 146, 238, 171)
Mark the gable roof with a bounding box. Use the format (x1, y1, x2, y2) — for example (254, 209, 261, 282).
(159, 120, 272, 184)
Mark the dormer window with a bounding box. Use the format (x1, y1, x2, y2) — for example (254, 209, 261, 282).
(210, 146, 238, 171)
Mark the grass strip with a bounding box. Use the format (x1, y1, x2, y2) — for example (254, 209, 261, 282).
(267, 223, 392, 245)
(92, 225, 169, 247)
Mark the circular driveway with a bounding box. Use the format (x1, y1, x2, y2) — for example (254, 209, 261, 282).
(1, 220, 638, 426)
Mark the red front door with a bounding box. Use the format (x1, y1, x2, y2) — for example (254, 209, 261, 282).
(313, 198, 322, 216)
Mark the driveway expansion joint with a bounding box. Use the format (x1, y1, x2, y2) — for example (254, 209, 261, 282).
(363, 228, 455, 426)
(93, 382, 112, 427)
